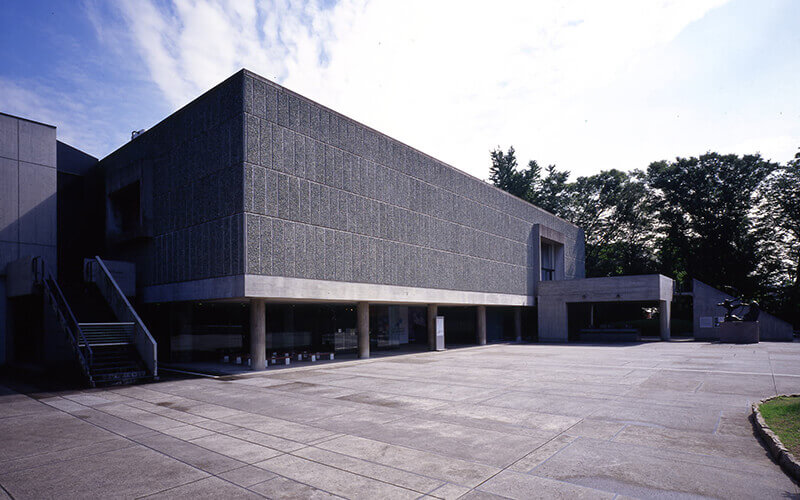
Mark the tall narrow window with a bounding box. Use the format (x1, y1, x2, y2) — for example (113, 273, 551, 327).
(541, 242, 555, 281)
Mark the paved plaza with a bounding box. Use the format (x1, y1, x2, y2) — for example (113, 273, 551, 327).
(1, 341, 799, 499)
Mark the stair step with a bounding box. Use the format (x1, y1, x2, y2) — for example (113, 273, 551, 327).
(79, 323, 135, 347)
(93, 372, 150, 387)
(93, 368, 142, 375)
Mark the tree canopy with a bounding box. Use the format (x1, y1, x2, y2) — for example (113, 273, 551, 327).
(488, 146, 799, 327)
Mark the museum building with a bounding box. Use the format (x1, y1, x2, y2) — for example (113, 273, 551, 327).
(0, 69, 792, 386)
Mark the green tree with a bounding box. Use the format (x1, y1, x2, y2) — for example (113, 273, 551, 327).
(758, 148, 800, 326)
(645, 152, 778, 297)
(566, 169, 656, 277)
(530, 163, 571, 217)
(489, 147, 533, 200)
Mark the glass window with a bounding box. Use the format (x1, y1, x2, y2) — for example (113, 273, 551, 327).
(541, 242, 555, 281)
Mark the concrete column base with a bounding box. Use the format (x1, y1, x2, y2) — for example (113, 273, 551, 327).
(250, 299, 266, 371)
(477, 305, 487, 345)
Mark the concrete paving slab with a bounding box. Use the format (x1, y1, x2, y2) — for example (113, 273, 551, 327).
(478, 469, 615, 499)
(0, 411, 117, 462)
(2, 341, 799, 498)
(133, 432, 246, 474)
(96, 403, 189, 431)
(143, 476, 262, 499)
(255, 453, 420, 499)
(335, 391, 450, 412)
(189, 433, 283, 463)
(68, 406, 156, 437)
(531, 436, 797, 498)
(249, 475, 338, 499)
(293, 446, 445, 494)
(480, 390, 610, 418)
(314, 435, 500, 487)
(612, 423, 773, 463)
(217, 464, 278, 487)
(566, 418, 626, 440)
(0, 435, 136, 475)
(423, 402, 581, 435)
(159, 423, 218, 441)
(774, 375, 800, 395)
(0, 444, 208, 499)
(589, 398, 722, 432)
(124, 399, 212, 424)
(426, 482, 472, 499)
(220, 412, 335, 443)
(507, 433, 578, 473)
(0, 393, 56, 418)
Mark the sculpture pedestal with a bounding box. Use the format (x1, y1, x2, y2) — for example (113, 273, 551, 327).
(719, 321, 759, 344)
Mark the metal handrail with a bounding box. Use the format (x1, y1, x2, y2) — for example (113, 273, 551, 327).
(91, 256, 157, 377)
(34, 257, 94, 383)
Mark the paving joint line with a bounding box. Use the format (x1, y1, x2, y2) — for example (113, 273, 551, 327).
(33, 393, 278, 499)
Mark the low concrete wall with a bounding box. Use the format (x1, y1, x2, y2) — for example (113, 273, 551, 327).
(758, 312, 794, 341)
(692, 279, 793, 341)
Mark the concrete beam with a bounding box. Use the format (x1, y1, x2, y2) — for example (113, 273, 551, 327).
(244, 275, 533, 306)
(357, 302, 369, 359)
(427, 304, 438, 351)
(250, 298, 266, 370)
(476, 305, 487, 345)
(538, 274, 673, 303)
(143, 274, 536, 305)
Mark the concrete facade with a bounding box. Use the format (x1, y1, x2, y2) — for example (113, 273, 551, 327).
(99, 70, 584, 307)
(98, 74, 245, 291)
(0, 113, 58, 364)
(0, 113, 58, 274)
(240, 71, 583, 301)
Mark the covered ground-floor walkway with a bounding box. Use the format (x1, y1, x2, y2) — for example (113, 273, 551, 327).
(142, 300, 534, 373)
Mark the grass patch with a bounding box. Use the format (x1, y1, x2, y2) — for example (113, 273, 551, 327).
(760, 396, 800, 457)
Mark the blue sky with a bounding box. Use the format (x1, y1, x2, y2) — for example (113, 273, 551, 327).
(1, 0, 797, 179)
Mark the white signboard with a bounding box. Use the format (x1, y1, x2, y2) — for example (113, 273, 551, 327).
(435, 316, 445, 351)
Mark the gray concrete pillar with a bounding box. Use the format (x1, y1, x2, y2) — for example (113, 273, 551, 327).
(250, 299, 266, 371)
(659, 300, 671, 341)
(427, 304, 438, 350)
(357, 302, 370, 359)
(514, 308, 522, 342)
(476, 305, 487, 345)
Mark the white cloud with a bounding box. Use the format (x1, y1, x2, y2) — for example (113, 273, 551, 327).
(103, 0, 800, 179)
(0, 77, 114, 156)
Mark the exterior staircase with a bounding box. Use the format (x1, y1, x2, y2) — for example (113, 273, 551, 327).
(77, 323, 149, 385)
(35, 256, 157, 387)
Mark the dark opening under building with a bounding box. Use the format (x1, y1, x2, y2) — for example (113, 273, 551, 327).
(0, 69, 792, 385)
